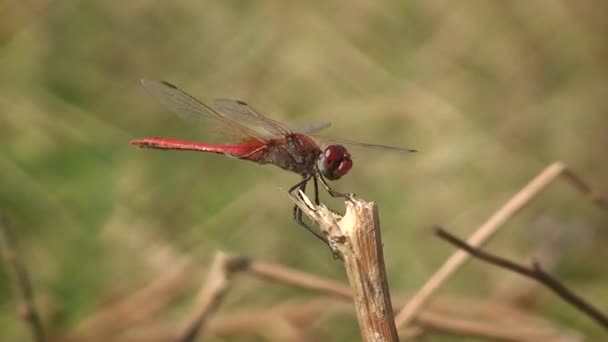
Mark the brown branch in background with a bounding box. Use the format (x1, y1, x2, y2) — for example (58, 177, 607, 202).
(562, 167, 608, 211)
(435, 226, 608, 329)
(175, 251, 249, 342)
(290, 191, 400, 342)
(395, 162, 568, 328)
(124, 298, 563, 342)
(0, 212, 46, 342)
(493, 216, 578, 309)
(123, 299, 350, 342)
(60, 249, 567, 341)
(395, 161, 608, 328)
(55, 160, 607, 341)
(245, 257, 352, 300)
(241, 255, 566, 341)
(417, 311, 556, 342)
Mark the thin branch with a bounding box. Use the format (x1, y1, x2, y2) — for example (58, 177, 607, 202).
(562, 167, 608, 211)
(289, 191, 399, 342)
(243, 255, 568, 340)
(124, 299, 563, 342)
(395, 162, 568, 328)
(123, 299, 350, 342)
(63, 249, 566, 341)
(435, 226, 608, 329)
(395, 161, 608, 328)
(0, 212, 46, 342)
(418, 311, 561, 342)
(175, 251, 249, 342)
(244, 257, 352, 300)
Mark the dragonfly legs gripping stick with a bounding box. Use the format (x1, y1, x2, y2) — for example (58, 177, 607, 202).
(289, 174, 355, 245)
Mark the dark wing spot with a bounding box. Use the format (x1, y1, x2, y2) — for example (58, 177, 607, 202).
(160, 80, 178, 89)
(236, 100, 248, 105)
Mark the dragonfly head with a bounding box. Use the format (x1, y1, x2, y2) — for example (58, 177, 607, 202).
(318, 145, 352, 180)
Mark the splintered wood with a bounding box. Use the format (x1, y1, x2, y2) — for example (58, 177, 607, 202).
(289, 192, 399, 342)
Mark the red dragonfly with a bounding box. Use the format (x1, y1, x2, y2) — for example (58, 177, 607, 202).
(131, 79, 416, 242)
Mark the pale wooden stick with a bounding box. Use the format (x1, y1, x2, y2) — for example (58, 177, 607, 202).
(245, 257, 352, 300)
(289, 191, 399, 342)
(395, 161, 608, 328)
(244, 256, 567, 339)
(123, 299, 562, 342)
(122, 300, 349, 342)
(0, 213, 46, 342)
(241, 253, 566, 340)
(175, 251, 249, 342)
(417, 311, 559, 342)
(394, 162, 567, 327)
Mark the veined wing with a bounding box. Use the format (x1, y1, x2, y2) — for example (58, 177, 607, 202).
(314, 135, 417, 153)
(294, 121, 332, 135)
(211, 98, 293, 137)
(140, 79, 268, 141)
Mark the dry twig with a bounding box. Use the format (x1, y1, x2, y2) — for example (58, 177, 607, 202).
(395, 161, 608, 328)
(243, 255, 566, 340)
(61, 249, 565, 341)
(0, 212, 46, 342)
(124, 298, 564, 342)
(395, 162, 566, 327)
(289, 191, 399, 342)
(562, 167, 608, 211)
(244, 257, 352, 300)
(435, 226, 608, 329)
(176, 251, 249, 342)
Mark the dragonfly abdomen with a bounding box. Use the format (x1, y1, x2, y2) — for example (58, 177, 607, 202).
(130, 138, 269, 161)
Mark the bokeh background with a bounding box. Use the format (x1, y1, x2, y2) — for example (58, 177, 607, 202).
(1, 1, 607, 341)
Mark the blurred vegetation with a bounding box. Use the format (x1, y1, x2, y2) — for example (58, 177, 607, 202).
(1, 1, 607, 341)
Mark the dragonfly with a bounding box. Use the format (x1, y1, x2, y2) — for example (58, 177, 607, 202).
(131, 79, 416, 243)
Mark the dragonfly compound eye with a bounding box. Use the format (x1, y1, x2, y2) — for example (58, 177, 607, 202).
(318, 145, 352, 180)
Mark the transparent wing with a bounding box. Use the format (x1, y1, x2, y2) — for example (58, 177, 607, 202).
(293, 121, 332, 134)
(140, 79, 268, 141)
(314, 135, 417, 153)
(211, 98, 292, 136)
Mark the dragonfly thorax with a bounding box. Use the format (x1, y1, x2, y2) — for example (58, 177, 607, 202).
(263, 133, 323, 177)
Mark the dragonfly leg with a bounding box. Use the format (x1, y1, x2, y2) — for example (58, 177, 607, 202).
(289, 176, 328, 244)
(312, 176, 320, 205)
(317, 174, 355, 200)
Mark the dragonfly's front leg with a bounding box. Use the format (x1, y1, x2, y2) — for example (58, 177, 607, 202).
(317, 174, 355, 200)
(289, 176, 328, 244)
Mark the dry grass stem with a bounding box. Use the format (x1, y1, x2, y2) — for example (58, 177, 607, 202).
(241, 252, 568, 339)
(435, 226, 608, 329)
(61, 249, 568, 341)
(245, 257, 352, 300)
(290, 191, 399, 342)
(242, 255, 567, 340)
(123, 300, 351, 342)
(417, 311, 561, 342)
(57, 234, 578, 341)
(176, 251, 249, 342)
(122, 298, 563, 342)
(562, 167, 608, 211)
(395, 161, 608, 328)
(0, 213, 46, 342)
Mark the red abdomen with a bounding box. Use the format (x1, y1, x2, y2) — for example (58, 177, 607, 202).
(130, 138, 268, 162)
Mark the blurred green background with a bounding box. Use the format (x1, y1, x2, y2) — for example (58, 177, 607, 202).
(1, 1, 607, 341)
